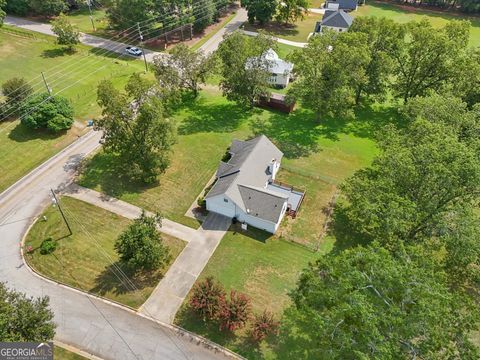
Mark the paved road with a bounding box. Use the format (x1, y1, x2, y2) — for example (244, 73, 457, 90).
(0, 130, 232, 360)
(65, 185, 231, 324)
(200, 8, 248, 54)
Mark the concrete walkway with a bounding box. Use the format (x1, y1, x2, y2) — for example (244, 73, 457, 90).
(64, 185, 231, 324)
(241, 29, 308, 48)
(65, 184, 199, 243)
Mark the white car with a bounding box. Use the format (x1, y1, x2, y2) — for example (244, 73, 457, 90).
(125, 46, 143, 56)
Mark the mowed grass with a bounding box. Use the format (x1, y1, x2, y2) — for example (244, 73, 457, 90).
(355, 1, 480, 47)
(175, 225, 319, 359)
(0, 28, 146, 193)
(25, 197, 186, 309)
(54, 346, 88, 360)
(243, 11, 322, 42)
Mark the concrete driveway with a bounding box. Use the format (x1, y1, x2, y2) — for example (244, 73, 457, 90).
(0, 130, 234, 360)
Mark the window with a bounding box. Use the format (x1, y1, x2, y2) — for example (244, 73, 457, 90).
(223, 198, 228, 203)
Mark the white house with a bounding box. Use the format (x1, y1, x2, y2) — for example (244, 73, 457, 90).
(314, 10, 353, 34)
(246, 49, 294, 88)
(205, 136, 304, 234)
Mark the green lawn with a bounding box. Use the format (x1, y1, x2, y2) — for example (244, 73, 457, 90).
(355, 1, 480, 47)
(191, 12, 238, 51)
(25, 197, 185, 309)
(55, 346, 88, 360)
(0, 27, 146, 193)
(64, 7, 108, 35)
(243, 12, 322, 42)
(175, 225, 320, 359)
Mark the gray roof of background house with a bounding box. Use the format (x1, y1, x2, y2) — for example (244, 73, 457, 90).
(321, 9, 353, 29)
(328, 0, 358, 10)
(206, 135, 287, 223)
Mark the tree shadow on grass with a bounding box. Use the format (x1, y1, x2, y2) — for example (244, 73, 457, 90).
(88, 47, 140, 62)
(178, 100, 256, 135)
(228, 224, 273, 244)
(41, 47, 73, 58)
(347, 104, 406, 139)
(244, 21, 300, 39)
(90, 261, 161, 297)
(8, 122, 65, 142)
(77, 152, 158, 198)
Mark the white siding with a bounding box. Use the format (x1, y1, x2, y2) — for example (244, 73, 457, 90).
(206, 195, 236, 218)
(268, 73, 291, 88)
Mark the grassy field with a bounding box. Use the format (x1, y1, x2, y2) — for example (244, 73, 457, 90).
(175, 225, 320, 359)
(0, 27, 146, 193)
(55, 346, 88, 360)
(25, 197, 185, 309)
(355, 1, 480, 47)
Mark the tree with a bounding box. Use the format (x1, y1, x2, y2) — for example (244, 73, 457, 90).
(105, 0, 157, 31)
(449, 48, 480, 107)
(242, 0, 277, 25)
(288, 30, 370, 120)
(279, 244, 480, 359)
(338, 118, 480, 247)
(115, 211, 170, 271)
(392, 19, 470, 103)
(193, 0, 215, 33)
(153, 45, 215, 97)
(2, 77, 33, 105)
(0, 282, 56, 342)
(51, 13, 80, 52)
(275, 0, 310, 25)
(217, 32, 275, 107)
(218, 290, 251, 332)
(29, 0, 68, 17)
(5, 0, 30, 16)
(21, 93, 74, 132)
(0, 0, 6, 26)
(189, 276, 226, 321)
(96, 73, 177, 183)
(349, 16, 405, 104)
(250, 310, 278, 342)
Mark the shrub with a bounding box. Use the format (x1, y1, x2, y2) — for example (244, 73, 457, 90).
(197, 196, 206, 209)
(189, 276, 226, 321)
(250, 310, 279, 342)
(21, 93, 74, 132)
(39, 237, 57, 255)
(218, 290, 251, 332)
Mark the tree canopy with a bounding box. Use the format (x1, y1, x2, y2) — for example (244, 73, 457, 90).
(0, 282, 56, 342)
(21, 93, 74, 132)
(279, 244, 480, 359)
(51, 13, 80, 51)
(0, 0, 6, 26)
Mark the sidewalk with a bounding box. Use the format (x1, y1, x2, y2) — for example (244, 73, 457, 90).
(241, 29, 308, 48)
(64, 184, 231, 324)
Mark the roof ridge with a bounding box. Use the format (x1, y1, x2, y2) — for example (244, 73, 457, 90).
(237, 183, 289, 200)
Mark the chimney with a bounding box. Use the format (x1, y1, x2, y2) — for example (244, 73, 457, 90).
(269, 158, 278, 180)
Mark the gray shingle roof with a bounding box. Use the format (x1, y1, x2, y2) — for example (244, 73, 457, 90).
(206, 135, 286, 223)
(328, 0, 358, 10)
(321, 10, 353, 29)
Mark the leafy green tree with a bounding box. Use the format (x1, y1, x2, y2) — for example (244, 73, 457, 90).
(21, 93, 74, 132)
(29, 0, 68, 16)
(242, 0, 277, 25)
(0, 0, 6, 26)
(96, 73, 177, 183)
(193, 0, 215, 32)
(51, 13, 80, 52)
(288, 30, 370, 120)
(392, 19, 470, 103)
(1, 77, 33, 116)
(115, 211, 170, 271)
(189, 276, 226, 321)
(0, 282, 56, 342)
(338, 119, 480, 247)
(153, 44, 215, 97)
(350, 16, 405, 104)
(5, 0, 31, 16)
(279, 244, 480, 359)
(105, 0, 157, 31)
(275, 0, 310, 24)
(217, 32, 275, 107)
(449, 48, 480, 107)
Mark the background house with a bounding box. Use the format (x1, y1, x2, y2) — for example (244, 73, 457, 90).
(206, 136, 304, 233)
(246, 49, 294, 88)
(325, 0, 358, 12)
(314, 9, 353, 33)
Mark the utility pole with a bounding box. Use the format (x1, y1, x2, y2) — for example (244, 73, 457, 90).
(41, 72, 52, 95)
(137, 22, 149, 73)
(86, 0, 97, 32)
(51, 189, 72, 237)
